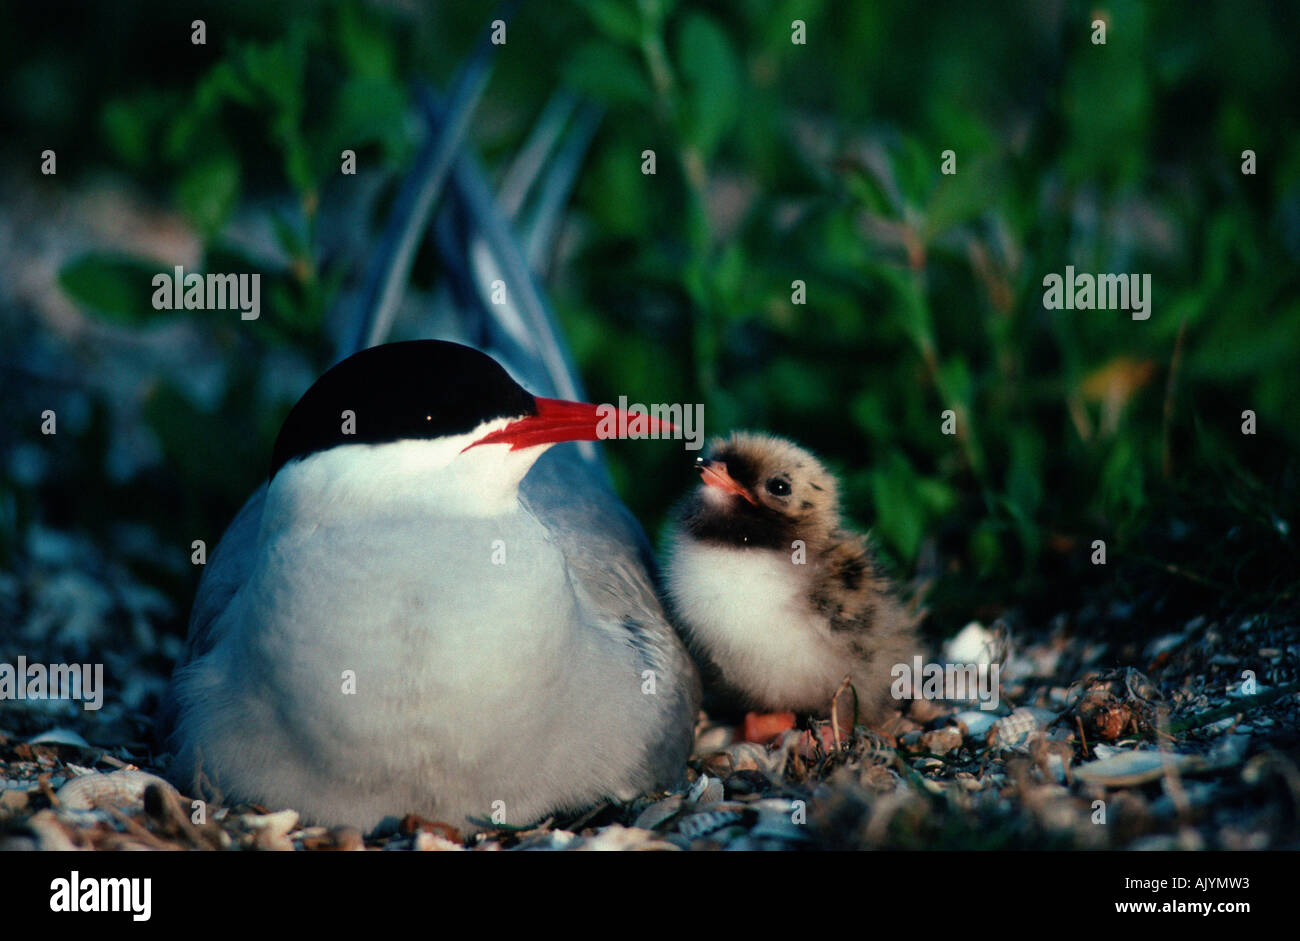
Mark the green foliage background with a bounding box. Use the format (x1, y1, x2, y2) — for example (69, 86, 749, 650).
(4, 0, 1298, 631)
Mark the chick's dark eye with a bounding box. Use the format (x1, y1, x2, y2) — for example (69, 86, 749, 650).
(765, 478, 791, 497)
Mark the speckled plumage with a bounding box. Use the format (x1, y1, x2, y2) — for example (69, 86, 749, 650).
(666, 432, 916, 727)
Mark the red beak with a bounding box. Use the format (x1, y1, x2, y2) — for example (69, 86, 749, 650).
(698, 460, 758, 505)
(465, 397, 673, 451)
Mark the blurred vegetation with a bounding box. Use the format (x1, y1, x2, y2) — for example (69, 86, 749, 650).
(3, 0, 1298, 633)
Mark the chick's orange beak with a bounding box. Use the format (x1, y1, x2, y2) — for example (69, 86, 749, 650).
(697, 459, 758, 506)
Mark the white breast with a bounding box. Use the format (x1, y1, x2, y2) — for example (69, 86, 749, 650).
(666, 537, 844, 711)
(168, 441, 669, 830)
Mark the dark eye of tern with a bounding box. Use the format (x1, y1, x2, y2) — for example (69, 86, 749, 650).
(765, 478, 791, 497)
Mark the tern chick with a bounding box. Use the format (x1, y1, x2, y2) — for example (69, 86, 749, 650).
(666, 431, 916, 729)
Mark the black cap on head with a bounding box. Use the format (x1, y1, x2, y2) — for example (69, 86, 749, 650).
(269, 341, 537, 479)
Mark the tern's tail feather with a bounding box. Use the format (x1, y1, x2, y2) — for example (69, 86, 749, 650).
(338, 17, 599, 421)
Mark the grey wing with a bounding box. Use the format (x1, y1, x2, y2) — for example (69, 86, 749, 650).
(520, 444, 701, 785)
(154, 484, 266, 745)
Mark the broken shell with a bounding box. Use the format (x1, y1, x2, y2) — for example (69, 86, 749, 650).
(725, 741, 772, 773)
(987, 708, 1041, 750)
(954, 710, 998, 740)
(1074, 749, 1203, 787)
(633, 796, 683, 831)
(750, 797, 799, 815)
(858, 730, 898, 766)
(329, 826, 366, 851)
(414, 831, 463, 851)
(242, 808, 299, 851)
(699, 750, 735, 778)
(56, 770, 178, 812)
(0, 788, 32, 815)
(749, 814, 812, 843)
(692, 722, 735, 753)
(700, 739, 779, 777)
(27, 729, 91, 748)
(1023, 706, 1060, 727)
(511, 828, 576, 850)
(687, 773, 724, 806)
(1044, 752, 1068, 784)
(920, 726, 963, 756)
(574, 824, 676, 851)
(944, 621, 998, 665)
(26, 809, 80, 851)
(1143, 632, 1185, 661)
(677, 809, 744, 840)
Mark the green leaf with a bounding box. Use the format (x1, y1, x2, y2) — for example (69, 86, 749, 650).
(878, 266, 932, 349)
(925, 158, 997, 239)
(238, 39, 304, 119)
(869, 453, 927, 561)
(1005, 429, 1044, 519)
(270, 210, 309, 260)
(893, 135, 934, 209)
(713, 242, 746, 313)
(58, 253, 172, 325)
(101, 92, 178, 170)
(175, 151, 240, 237)
(676, 12, 740, 161)
(330, 75, 410, 162)
(1099, 436, 1146, 522)
(851, 389, 893, 441)
(164, 62, 247, 162)
(583, 147, 650, 235)
(968, 520, 1003, 577)
(336, 1, 397, 79)
(577, 0, 644, 45)
(563, 42, 654, 106)
(845, 165, 896, 218)
(638, 0, 679, 29)
(936, 356, 973, 409)
(915, 477, 958, 517)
